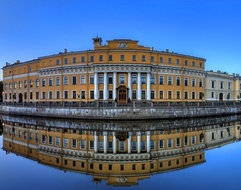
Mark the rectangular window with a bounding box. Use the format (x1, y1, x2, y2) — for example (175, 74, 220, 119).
(185, 60, 188, 65)
(192, 136, 196, 144)
(42, 78, 46, 87)
(56, 59, 60, 65)
(42, 135, 46, 143)
(99, 75, 104, 84)
(132, 75, 137, 84)
(176, 91, 180, 99)
(42, 92, 46, 99)
(120, 141, 125, 151)
(90, 75, 94, 84)
(220, 81, 224, 89)
(176, 77, 180, 86)
(56, 91, 60, 99)
(151, 75, 155, 84)
(132, 141, 137, 151)
(142, 55, 146, 61)
(192, 78, 196, 86)
(159, 76, 164, 85)
(168, 91, 172, 99)
(55, 137, 60, 146)
(176, 138, 181, 147)
(108, 55, 112, 61)
(184, 136, 188, 146)
(36, 92, 39, 99)
(64, 76, 68, 85)
(168, 76, 172, 85)
(184, 78, 188, 86)
(108, 141, 113, 151)
(73, 91, 77, 99)
(120, 75, 125, 84)
(132, 164, 136, 170)
(211, 81, 215, 88)
(63, 138, 68, 147)
(151, 90, 155, 99)
(159, 91, 164, 99)
(132, 55, 136, 61)
(108, 91, 113, 99)
(199, 79, 203, 87)
(81, 76, 86, 84)
(176, 59, 180, 64)
(90, 56, 94, 62)
(120, 55, 124, 61)
(184, 91, 188, 99)
(151, 56, 154, 62)
(99, 55, 103, 61)
(192, 92, 195, 99)
(160, 57, 163, 63)
(90, 91, 94, 99)
(132, 90, 136, 99)
(64, 91, 68, 99)
(159, 140, 164, 149)
(56, 77, 60, 86)
(141, 75, 146, 84)
(211, 92, 214, 98)
(228, 82, 231, 90)
(72, 76, 77, 85)
(73, 57, 76, 63)
(168, 139, 172, 148)
(108, 75, 113, 84)
(72, 139, 77, 148)
(81, 56, 85, 62)
(81, 91, 86, 99)
(81, 140, 85, 149)
(141, 141, 146, 151)
(64, 58, 68, 64)
(192, 61, 195, 66)
(168, 58, 172, 63)
(200, 62, 202, 67)
(150, 140, 155, 150)
(99, 91, 103, 99)
(49, 91, 52, 99)
(89, 141, 94, 150)
(141, 90, 146, 99)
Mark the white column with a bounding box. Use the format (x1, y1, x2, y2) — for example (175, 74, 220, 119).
(137, 132, 141, 153)
(94, 131, 98, 153)
(94, 72, 98, 100)
(137, 72, 141, 101)
(113, 72, 117, 100)
(113, 132, 117, 154)
(103, 72, 108, 101)
(128, 132, 132, 153)
(103, 132, 107, 154)
(146, 131, 150, 153)
(128, 72, 132, 100)
(147, 72, 151, 101)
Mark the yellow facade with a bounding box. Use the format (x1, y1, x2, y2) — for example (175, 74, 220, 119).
(3, 37, 206, 103)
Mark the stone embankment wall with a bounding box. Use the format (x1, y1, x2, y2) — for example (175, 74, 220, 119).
(0, 105, 241, 120)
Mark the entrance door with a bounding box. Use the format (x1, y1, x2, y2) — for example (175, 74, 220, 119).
(117, 85, 129, 103)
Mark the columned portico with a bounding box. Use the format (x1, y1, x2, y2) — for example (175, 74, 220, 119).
(94, 72, 98, 100)
(137, 72, 141, 101)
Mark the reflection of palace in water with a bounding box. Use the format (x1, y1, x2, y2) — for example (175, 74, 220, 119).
(2, 115, 241, 186)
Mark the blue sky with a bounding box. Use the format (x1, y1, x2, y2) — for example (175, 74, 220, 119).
(1, 0, 241, 79)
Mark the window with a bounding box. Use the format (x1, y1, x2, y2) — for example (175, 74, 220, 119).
(141, 90, 146, 99)
(192, 136, 196, 144)
(56, 77, 60, 86)
(168, 161, 171, 166)
(184, 78, 188, 86)
(184, 92, 188, 99)
(192, 92, 195, 99)
(132, 141, 137, 151)
(132, 75, 137, 84)
(192, 78, 196, 86)
(108, 91, 113, 99)
(108, 164, 112, 170)
(81, 56, 85, 62)
(64, 91, 68, 99)
(90, 56, 94, 62)
(108, 75, 113, 84)
(159, 76, 164, 85)
(99, 55, 103, 61)
(176, 59, 180, 64)
(56, 59, 60, 65)
(64, 58, 68, 64)
(159, 91, 164, 99)
(192, 61, 195, 66)
(108, 141, 113, 151)
(49, 136, 53, 145)
(220, 81, 224, 89)
(99, 91, 103, 99)
(141, 75, 146, 84)
(211, 92, 214, 98)
(168, 58, 172, 63)
(159, 140, 164, 149)
(200, 62, 202, 67)
(228, 82, 231, 90)
(42, 92, 46, 99)
(90, 75, 94, 84)
(150, 140, 155, 150)
(159, 57, 163, 63)
(29, 67, 32, 72)
(168, 76, 172, 85)
(64, 76, 68, 85)
(220, 131, 224, 138)
(73, 91, 77, 99)
(151, 91, 155, 99)
(176, 91, 180, 99)
(30, 80, 33, 88)
(64, 138, 68, 147)
(132, 164, 136, 170)
(167, 139, 172, 148)
(120, 141, 125, 151)
(199, 79, 203, 87)
(151, 75, 155, 84)
(176, 138, 181, 147)
(81, 91, 86, 99)
(73, 57, 76, 63)
(81, 76, 86, 84)
(108, 55, 112, 61)
(142, 55, 146, 61)
(89, 141, 94, 150)
(120, 75, 125, 84)
(80, 140, 86, 149)
(49, 78, 53, 86)
(120, 55, 124, 61)
(185, 60, 188, 66)
(36, 92, 39, 99)
(211, 81, 215, 88)
(120, 165, 124, 171)
(90, 91, 94, 99)
(49, 91, 53, 99)
(56, 91, 60, 99)
(141, 141, 146, 151)
(151, 56, 154, 62)
(56, 137, 60, 146)
(99, 75, 103, 84)
(132, 55, 136, 61)
(142, 164, 145, 170)
(132, 90, 136, 99)
(42, 135, 46, 144)
(176, 77, 180, 86)
(168, 91, 172, 99)
(72, 76, 77, 85)
(184, 136, 188, 146)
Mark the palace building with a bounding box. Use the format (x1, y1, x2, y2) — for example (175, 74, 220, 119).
(2, 37, 206, 104)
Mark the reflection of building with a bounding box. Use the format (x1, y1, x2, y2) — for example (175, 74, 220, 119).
(3, 37, 205, 104)
(205, 71, 241, 101)
(2, 120, 205, 186)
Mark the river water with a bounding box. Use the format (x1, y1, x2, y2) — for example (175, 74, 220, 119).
(1, 115, 241, 190)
